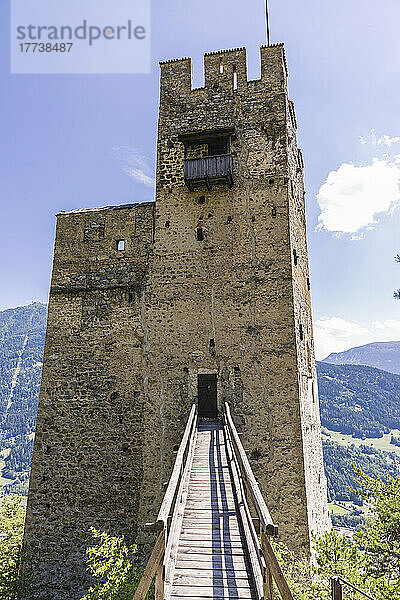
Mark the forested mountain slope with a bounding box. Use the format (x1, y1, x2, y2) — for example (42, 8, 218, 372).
(317, 361, 400, 438)
(0, 303, 47, 494)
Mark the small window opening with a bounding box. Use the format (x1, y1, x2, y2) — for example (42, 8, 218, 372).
(165, 221, 170, 228)
(198, 196, 206, 204)
(293, 249, 298, 266)
(128, 292, 134, 304)
(307, 277, 310, 291)
(251, 449, 262, 460)
(227, 216, 232, 223)
(269, 178, 275, 185)
(209, 339, 215, 348)
(234, 366, 240, 373)
(233, 66, 238, 90)
(299, 323, 304, 341)
(272, 207, 277, 218)
(219, 59, 224, 74)
(252, 216, 256, 223)
(117, 240, 125, 251)
(196, 228, 204, 241)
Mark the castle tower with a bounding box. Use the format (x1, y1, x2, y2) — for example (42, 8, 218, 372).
(24, 45, 330, 599)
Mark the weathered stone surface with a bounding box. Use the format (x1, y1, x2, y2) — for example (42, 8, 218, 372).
(24, 44, 330, 599)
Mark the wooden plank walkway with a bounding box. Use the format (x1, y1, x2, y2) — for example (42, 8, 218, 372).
(170, 421, 257, 600)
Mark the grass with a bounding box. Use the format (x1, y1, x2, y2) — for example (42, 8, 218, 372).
(322, 427, 400, 458)
(328, 502, 349, 515)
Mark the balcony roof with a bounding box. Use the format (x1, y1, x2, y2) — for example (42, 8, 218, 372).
(178, 127, 236, 144)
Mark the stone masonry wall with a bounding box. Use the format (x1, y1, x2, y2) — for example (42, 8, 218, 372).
(24, 203, 154, 599)
(138, 44, 330, 552)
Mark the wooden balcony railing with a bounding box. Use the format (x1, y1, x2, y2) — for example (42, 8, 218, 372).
(184, 154, 234, 190)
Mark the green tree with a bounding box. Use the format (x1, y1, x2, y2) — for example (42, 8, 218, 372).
(0, 488, 47, 600)
(80, 528, 153, 600)
(353, 468, 400, 597)
(0, 492, 25, 599)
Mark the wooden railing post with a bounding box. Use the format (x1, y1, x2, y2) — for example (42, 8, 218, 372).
(331, 577, 343, 600)
(263, 565, 274, 600)
(260, 532, 295, 600)
(155, 563, 164, 600)
(133, 531, 165, 600)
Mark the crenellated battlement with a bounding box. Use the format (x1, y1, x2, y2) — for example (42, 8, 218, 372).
(160, 44, 287, 96)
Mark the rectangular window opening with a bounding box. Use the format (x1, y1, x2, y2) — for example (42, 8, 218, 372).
(233, 66, 238, 90)
(219, 59, 224, 74)
(196, 228, 204, 241)
(117, 240, 125, 251)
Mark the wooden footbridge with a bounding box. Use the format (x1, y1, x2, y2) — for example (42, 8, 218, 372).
(133, 403, 295, 600)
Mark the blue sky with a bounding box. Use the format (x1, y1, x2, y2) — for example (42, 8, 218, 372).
(1, 0, 400, 358)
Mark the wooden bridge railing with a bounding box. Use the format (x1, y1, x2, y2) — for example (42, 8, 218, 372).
(134, 402, 296, 600)
(223, 402, 295, 600)
(133, 403, 198, 600)
(331, 576, 377, 600)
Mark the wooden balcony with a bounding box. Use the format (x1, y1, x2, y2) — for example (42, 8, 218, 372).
(184, 154, 234, 191)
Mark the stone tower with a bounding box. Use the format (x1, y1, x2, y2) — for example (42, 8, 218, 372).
(24, 44, 330, 599)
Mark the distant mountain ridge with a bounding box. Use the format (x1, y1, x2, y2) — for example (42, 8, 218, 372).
(323, 341, 400, 375)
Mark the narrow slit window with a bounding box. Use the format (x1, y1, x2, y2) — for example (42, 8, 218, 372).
(299, 323, 304, 341)
(127, 292, 134, 304)
(219, 59, 224, 74)
(196, 228, 204, 241)
(233, 66, 238, 90)
(293, 248, 298, 266)
(117, 240, 125, 251)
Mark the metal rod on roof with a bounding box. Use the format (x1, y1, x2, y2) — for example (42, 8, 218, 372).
(265, 0, 271, 46)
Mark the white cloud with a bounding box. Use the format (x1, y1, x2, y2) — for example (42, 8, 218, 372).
(112, 146, 155, 188)
(314, 317, 369, 359)
(377, 135, 400, 147)
(316, 158, 400, 236)
(315, 316, 400, 359)
(372, 319, 400, 332)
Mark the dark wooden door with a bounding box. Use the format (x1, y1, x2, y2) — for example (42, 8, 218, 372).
(198, 374, 217, 418)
